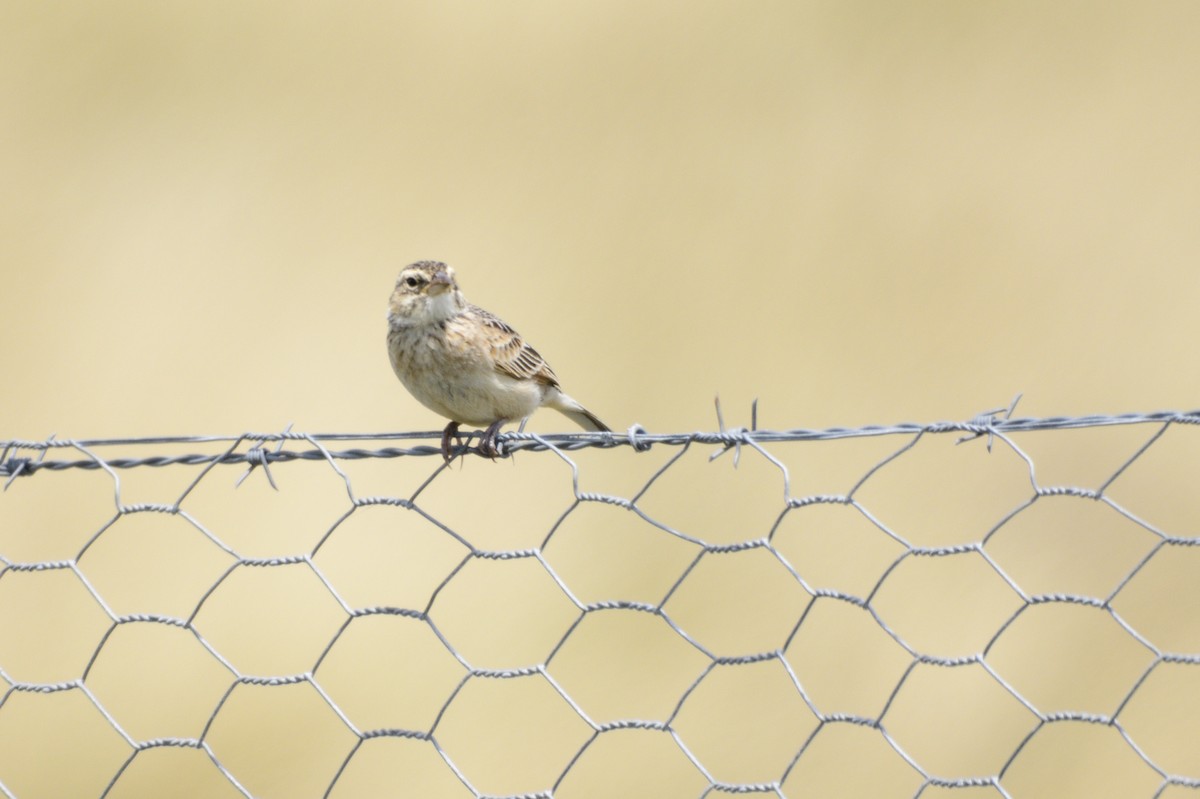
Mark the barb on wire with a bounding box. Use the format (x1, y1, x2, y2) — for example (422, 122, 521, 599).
(957, 393, 1023, 451)
(234, 424, 293, 490)
(709, 395, 760, 466)
(2, 433, 54, 490)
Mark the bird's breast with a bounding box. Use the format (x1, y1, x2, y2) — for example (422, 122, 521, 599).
(387, 322, 542, 426)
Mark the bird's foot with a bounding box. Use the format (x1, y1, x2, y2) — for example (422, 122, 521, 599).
(440, 421, 464, 464)
(476, 419, 506, 459)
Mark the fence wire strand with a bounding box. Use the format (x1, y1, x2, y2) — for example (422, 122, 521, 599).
(2, 408, 1200, 798)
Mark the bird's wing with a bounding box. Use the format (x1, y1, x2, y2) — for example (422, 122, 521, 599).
(471, 305, 560, 386)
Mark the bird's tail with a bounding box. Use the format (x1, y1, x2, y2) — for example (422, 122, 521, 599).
(548, 391, 610, 432)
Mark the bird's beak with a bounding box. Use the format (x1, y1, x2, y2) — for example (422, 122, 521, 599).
(428, 270, 453, 295)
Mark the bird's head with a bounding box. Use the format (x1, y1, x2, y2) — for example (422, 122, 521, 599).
(388, 260, 465, 326)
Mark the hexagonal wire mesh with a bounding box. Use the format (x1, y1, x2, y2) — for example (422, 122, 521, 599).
(2, 407, 1200, 798)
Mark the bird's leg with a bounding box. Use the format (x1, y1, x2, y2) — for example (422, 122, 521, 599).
(476, 419, 506, 459)
(440, 421, 463, 464)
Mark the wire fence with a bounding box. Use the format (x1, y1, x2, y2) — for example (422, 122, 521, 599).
(2, 406, 1200, 798)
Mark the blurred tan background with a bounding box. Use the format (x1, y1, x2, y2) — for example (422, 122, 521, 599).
(3, 1, 1200, 798)
(4, 0, 1200, 438)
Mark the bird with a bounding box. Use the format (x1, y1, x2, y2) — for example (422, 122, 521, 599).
(386, 260, 609, 461)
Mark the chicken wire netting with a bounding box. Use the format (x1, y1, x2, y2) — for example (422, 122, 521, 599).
(2, 408, 1200, 798)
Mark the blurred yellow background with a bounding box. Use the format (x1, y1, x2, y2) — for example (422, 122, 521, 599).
(3, 1, 1200, 798)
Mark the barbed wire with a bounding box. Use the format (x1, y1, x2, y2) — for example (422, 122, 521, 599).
(2, 405, 1200, 798)
(4, 407, 1199, 482)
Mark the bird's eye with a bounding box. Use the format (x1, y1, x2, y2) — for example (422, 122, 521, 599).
(404, 276, 420, 288)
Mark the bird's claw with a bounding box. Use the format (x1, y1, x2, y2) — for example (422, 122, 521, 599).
(441, 421, 464, 464)
(476, 420, 505, 460)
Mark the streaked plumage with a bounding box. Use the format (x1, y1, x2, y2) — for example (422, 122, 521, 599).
(386, 260, 608, 459)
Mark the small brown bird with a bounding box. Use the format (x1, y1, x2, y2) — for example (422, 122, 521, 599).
(386, 260, 609, 460)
